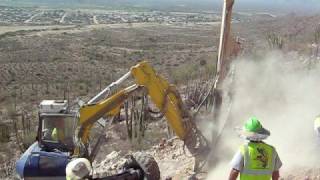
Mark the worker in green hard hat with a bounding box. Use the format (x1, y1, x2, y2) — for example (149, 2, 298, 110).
(228, 117, 282, 180)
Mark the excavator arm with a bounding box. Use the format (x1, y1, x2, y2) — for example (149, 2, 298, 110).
(78, 84, 141, 144)
(131, 62, 189, 139)
(75, 61, 209, 161)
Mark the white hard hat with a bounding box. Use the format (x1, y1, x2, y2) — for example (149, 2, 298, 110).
(66, 158, 92, 180)
(314, 117, 320, 137)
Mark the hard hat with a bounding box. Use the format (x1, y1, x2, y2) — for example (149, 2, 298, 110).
(244, 117, 263, 132)
(241, 117, 270, 141)
(66, 158, 91, 180)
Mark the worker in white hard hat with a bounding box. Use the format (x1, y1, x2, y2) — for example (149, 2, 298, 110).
(229, 117, 282, 180)
(66, 158, 92, 180)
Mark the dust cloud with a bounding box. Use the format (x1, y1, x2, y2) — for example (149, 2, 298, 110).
(205, 51, 320, 179)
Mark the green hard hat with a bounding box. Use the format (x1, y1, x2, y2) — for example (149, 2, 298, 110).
(244, 117, 263, 132)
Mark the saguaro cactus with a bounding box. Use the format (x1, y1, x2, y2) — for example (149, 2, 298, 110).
(267, 33, 284, 50)
(314, 25, 320, 57)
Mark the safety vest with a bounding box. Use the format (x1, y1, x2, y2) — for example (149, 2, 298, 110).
(51, 128, 65, 142)
(239, 142, 275, 180)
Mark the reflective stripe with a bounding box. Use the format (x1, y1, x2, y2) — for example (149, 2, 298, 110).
(242, 169, 273, 175)
(240, 174, 271, 180)
(241, 143, 275, 176)
(25, 177, 66, 180)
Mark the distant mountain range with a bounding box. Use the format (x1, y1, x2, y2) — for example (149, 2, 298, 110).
(1, 0, 320, 13)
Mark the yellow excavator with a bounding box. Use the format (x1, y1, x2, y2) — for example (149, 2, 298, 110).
(16, 61, 210, 180)
(16, 0, 237, 178)
(77, 61, 209, 157)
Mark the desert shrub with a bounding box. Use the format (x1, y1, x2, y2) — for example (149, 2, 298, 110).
(204, 61, 216, 77)
(171, 61, 216, 84)
(21, 131, 37, 150)
(171, 63, 199, 84)
(314, 25, 320, 43)
(0, 160, 15, 179)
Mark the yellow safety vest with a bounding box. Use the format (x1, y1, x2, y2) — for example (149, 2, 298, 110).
(239, 142, 275, 180)
(51, 128, 65, 142)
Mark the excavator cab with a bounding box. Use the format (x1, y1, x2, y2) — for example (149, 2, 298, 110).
(39, 113, 76, 152)
(37, 100, 77, 152)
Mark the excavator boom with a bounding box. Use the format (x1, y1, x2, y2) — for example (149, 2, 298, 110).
(76, 61, 209, 160)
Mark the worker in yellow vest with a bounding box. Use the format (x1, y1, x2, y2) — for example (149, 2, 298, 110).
(51, 118, 65, 142)
(229, 117, 282, 180)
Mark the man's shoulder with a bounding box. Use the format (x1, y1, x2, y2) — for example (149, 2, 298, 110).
(261, 142, 281, 155)
(262, 142, 275, 149)
(238, 141, 276, 150)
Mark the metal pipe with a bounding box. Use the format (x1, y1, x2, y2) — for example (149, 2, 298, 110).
(88, 71, 131, 104)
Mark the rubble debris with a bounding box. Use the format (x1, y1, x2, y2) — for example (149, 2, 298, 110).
(93, 151, 127, 176)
